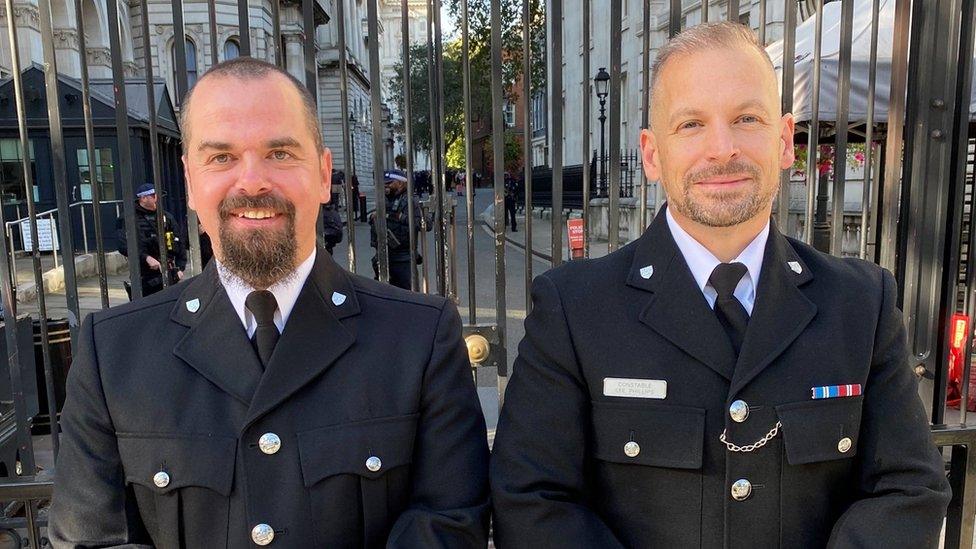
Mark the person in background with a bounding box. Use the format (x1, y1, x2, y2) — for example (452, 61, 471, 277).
(370, 170, 425, 290)
(116, 183, 186, 298)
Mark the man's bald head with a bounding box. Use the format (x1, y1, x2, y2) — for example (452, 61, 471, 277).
(650, 22, 778, 129)
(178, 57, 322, 154)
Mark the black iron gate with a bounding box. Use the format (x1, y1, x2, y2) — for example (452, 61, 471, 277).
(0, 0, 972, 545)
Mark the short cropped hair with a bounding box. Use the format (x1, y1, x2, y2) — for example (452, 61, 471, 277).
(650, 22, 776, 121)
(178, 57, 323, 154)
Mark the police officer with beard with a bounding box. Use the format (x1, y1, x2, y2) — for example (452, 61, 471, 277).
(117, 183, 187, 298)
(370, 170, 425, 290)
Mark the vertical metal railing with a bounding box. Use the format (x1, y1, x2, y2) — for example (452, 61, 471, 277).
(209, 0, 220, 62)
(580, 0, 591, 260)
(829, 0, 854, 256)
(426, 0, 445, 296)
(550, 0, 563, 266)
(777, 0, 797, 227)
(638, 0, 650, 232)
(880, 0, 911, 273)
(238, 0, 251, 57)
(859, 0, 881, 260)
(172, 0, 202, 277)
(434, 0, 451, 297)
(491, 0, 508, 388)
(405, 0, 420, 292)
(75, 0, 110, 309)
(139, 0, 171, 295)
(803, 0, 824, 245)
(607, 0, 622, 253)
(367, 0, 389, 283)
(336, 0, 357, 274)
(461, 0, 475, 315)
(524, 0, 535, 307)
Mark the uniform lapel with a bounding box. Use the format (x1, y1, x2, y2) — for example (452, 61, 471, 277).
(630, 206, 738, 381)
(729, 227, 817, 395)
(171, 264, 264, 406)
(243, 249, 360, 427)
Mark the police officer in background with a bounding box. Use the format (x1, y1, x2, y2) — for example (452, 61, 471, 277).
(370, 170, 425, 290)
(117, 183, 187, 298)
(491, 22, 950, 548)
(504, 173, 519, 233)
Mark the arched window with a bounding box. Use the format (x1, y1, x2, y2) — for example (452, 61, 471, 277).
(171, 37, 198, 90)
(224, 38, 240, 61)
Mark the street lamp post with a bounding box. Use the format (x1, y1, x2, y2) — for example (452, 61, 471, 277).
(594, 67, 610, 197)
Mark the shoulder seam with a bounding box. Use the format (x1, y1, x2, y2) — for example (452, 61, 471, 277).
(91, 298, 179, 325)
(352, 286, 445, 310)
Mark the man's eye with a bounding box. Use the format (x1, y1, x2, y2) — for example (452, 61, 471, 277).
(212, 154, 231, 164)
(272, 150, 292, 160)
(739, 115, 759, 124)
(679, 121, 701, 130)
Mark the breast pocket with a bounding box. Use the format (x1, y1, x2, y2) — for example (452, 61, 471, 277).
(590, 401, 705, 547)
(297, 413, 419, 548)
(116, 434, 236, 549)
(776, 395, 864, 465)
(775, 396, 864, 543)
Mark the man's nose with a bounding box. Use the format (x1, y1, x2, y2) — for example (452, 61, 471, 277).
(704, 124, 740, 164)
(235, 153, 273, 195)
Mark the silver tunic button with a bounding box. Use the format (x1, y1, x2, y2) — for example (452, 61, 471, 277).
(730, 478, 752, 501)
(259, 433, 282, 455)
(153, 471, 170, 488)
(838, 437, 853, 453)
(365, 456, 382, 472)
(623, 441, 641, 458)
(729, 400, 750, 423)
(251, 523, 274, 545)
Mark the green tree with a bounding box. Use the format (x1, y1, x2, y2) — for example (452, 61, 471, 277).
(389, 42, 469, 159)
(388, 1, 545, 161)
(445, 0, 547, 93)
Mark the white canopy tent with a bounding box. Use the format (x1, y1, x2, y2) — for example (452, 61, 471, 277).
(766, 0, 933, 125)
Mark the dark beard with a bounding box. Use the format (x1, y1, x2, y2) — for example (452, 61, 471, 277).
(218, 194, 297, 289)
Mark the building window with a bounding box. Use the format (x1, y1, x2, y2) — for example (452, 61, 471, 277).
(531, 92, 546, 137)
(0, 139, 34, 205)
(503, 100, 516, 128)
(620, 72, 629, 127)
(172, 37, 198, 89)
(224, 38, 240, 61)
(76, 147, 115, 201)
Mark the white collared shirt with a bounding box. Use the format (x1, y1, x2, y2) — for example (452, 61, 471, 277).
(216, 248, 317, 338)
(666, 209, 769, 315)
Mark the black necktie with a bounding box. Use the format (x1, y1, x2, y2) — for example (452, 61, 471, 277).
(246, 290, 279, 369)
(709, 262, 750, 356)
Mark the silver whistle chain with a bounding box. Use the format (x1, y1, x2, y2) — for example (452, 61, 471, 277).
(720, 421, 783, 453)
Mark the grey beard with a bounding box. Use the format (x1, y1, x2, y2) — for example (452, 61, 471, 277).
(671, 161, 772, 228)
(217, 194, 298, 289)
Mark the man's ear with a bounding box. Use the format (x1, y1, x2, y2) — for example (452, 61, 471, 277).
(183, 154, 195, 211)
(779, 113, 796, 170)
(320, 147, 333, 204)
(640, 129, 663, 182)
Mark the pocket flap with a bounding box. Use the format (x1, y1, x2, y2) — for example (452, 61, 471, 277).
(297, 414, 419, 487)
(776, 396, 864, 465)
(116, 434, 237, 496)
(591, 401, 704, 469)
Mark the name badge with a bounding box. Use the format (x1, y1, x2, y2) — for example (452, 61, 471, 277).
(603, 377, 667, 399)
